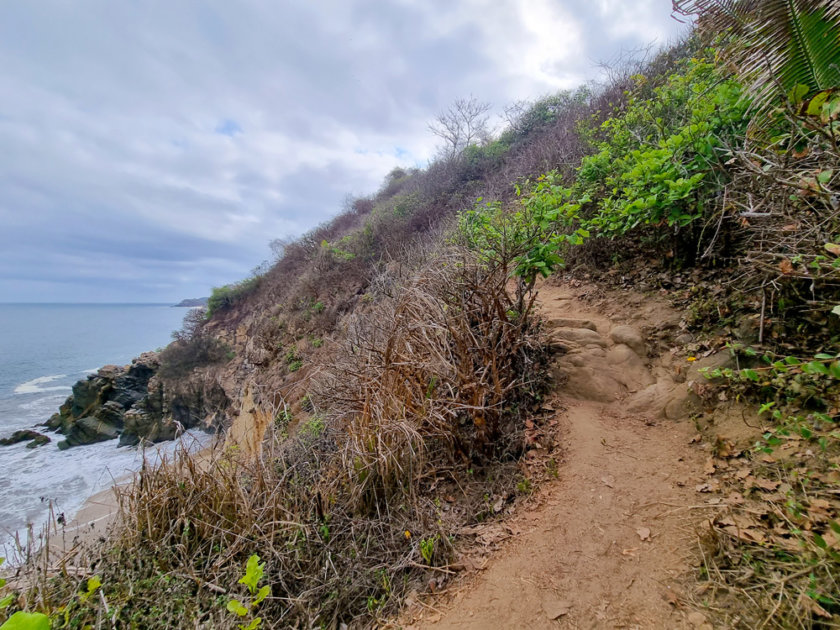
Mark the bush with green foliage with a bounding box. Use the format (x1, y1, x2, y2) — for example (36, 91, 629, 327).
(207, 276, 263, 318)
(458, 188, 588, 289)
(158, 335, 233, 380)
(566, 57, 749, 246)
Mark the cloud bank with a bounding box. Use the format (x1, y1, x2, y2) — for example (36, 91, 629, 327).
(0, 0, 687, 302)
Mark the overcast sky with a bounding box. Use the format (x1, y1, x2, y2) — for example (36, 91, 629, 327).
(0, 0, 687, 303)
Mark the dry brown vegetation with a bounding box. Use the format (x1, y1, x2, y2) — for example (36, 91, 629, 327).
(11, 245, 550, 628)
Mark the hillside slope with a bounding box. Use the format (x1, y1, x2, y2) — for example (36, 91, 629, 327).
(4, 11, 840, 627)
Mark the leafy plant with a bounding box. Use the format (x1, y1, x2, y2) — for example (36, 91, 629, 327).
(0, 559, 13, 612)
(78, 576, 102, 605)
(285, 348, 303, 372)
(226, 554, 270, 630)
(419, 535, 438, 565)
(299, 415, 325, 439)
(559, 57, 748, 245)
(458, 187, 588, 294)
(207, 276, 263, 318)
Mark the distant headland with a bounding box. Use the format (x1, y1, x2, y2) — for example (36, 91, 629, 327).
(173, 297, 208, 307)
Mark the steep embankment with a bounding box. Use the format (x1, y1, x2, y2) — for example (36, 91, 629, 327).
(402, 282, 726, 629)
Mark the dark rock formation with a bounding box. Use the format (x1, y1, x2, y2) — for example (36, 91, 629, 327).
(46, 351, 228, 449)
(47, 353, 158, 448)
(0, 429, 50, 448)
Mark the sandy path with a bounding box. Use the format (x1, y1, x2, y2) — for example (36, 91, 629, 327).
(413, 283, 709, 629)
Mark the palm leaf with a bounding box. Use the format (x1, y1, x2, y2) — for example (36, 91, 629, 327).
(673, 0, 840, 110)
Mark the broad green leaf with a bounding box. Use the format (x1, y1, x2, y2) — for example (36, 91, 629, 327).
(240, 618, 262, 630)
(814, 533, 828, 549)
(817, 169, 834, 185)
(758, 402, 775, 415)
(253, 585, 270, 606)
(87, 576, 102, 594)
(832, 305, 840, 317)
(0, 593, 14, 610)
(227, 599, 249, 617)
(824, 95, 840, 123)
(239, 555, 264, 595)
(830, 521, 840, 535)
(807, 361, 830, 375)
(0, 612, 51, 630)
(742, 369, 760, 382)
(814, 353, 836, 360)
(789, 84, 811, 104)
(806, 90, 831, 115)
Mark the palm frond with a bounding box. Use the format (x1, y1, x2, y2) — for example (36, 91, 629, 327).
(673, 0, 840, 110)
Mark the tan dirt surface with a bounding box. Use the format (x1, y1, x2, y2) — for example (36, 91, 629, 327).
(406, 282, 715, 630)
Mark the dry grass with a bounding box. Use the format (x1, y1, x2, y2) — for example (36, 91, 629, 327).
(8, 247, 549, 629)
(316, 248, 548, 514)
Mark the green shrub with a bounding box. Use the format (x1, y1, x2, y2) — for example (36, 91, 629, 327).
(158, 336, 233, 380)
(207, 276, 263, 318)
(458, 188, 588, 287)
(525, 56, 749, 255)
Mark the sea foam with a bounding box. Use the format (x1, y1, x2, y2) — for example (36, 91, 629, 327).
(14, 374, 71, 395)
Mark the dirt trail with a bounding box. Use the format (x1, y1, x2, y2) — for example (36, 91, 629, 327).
(410, 283, 712, 629)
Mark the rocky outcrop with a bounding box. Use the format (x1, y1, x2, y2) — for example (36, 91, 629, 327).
(0, 429, 50, 448)
(47, 354, 157, 448)
(45, 352, 226, 449)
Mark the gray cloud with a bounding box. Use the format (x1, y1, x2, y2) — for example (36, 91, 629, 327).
(0, 0, 687, 302)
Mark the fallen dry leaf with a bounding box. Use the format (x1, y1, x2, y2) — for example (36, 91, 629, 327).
(752, 478, 781, 492)
(720, 526, 766, 543)
(779, 258, 794, 275)
(726, 492, 745, 505)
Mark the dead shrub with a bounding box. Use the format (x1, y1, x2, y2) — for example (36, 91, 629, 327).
(315, 246, 549, 512)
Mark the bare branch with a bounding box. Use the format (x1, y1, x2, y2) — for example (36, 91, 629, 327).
(428, 96, 492, 159)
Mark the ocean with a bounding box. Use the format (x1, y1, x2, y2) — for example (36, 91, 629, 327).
(0, 303, 212, 553)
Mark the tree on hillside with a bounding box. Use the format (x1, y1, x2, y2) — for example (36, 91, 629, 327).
(673, 0, 840, 111)
(429, 96, 492, 159)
